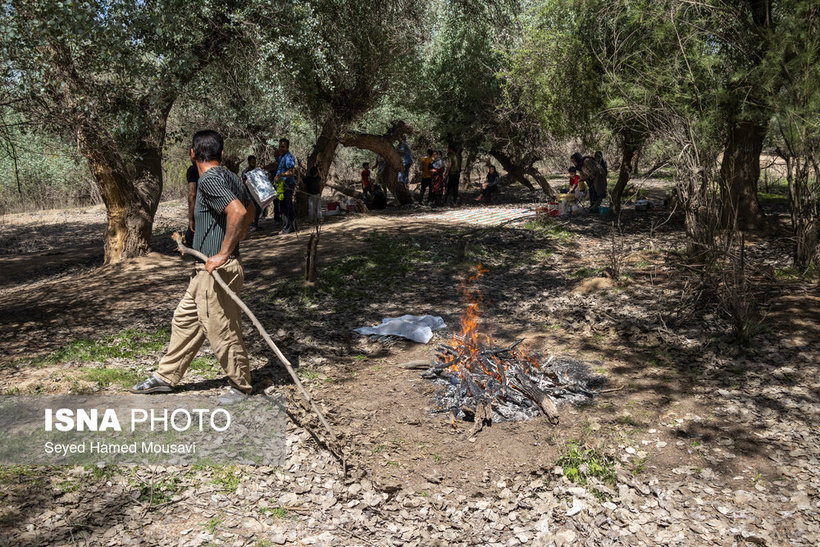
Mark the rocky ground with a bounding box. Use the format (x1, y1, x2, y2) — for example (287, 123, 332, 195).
(0, 179, 818, 546)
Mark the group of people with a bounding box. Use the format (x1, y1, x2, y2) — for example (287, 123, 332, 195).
(374, 141, 464, 207)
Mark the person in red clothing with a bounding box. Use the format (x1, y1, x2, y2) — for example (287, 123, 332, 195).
(361, 162, 373, 201)
(568, 166, 587, 202)
(568, 166, 580, 192)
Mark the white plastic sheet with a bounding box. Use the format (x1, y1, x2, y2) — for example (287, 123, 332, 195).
(354, 315, 447, 344)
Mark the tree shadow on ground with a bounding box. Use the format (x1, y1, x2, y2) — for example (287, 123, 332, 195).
(0, 467, 135, 546)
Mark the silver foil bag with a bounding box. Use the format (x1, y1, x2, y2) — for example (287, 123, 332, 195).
(244, 168, 276, 208)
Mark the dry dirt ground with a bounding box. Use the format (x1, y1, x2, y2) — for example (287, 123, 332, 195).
(0, 180, 818, 546)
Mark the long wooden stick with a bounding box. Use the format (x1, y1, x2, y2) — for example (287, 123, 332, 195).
(171, 233, 338, 442)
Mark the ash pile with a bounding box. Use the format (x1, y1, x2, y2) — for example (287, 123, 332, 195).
(423, 338, 606, 424)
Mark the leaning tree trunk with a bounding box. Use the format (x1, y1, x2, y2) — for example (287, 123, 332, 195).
(611, 131, 641, 215)
(490, 147, 556, 198)
(307, 117, 340, 191)
(338, 131, 413, 204)
(75, 119, 163, 265)
(719, 121, 767, 231)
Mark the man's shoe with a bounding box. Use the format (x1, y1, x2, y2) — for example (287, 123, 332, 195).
(217, 387, 249, 405)
(130, 375, 172, 394)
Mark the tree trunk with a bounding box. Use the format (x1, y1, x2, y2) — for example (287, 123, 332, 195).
(75, 120, 162, 265)
(463, 150, 477, 187)
(611, 131, 641, 215)
(307, 118, 340, 190)
(719, 120, 767, 230)
(490, 147, 555, 197)
(524, 167, 557, 199)
(338, 130, 413, 204)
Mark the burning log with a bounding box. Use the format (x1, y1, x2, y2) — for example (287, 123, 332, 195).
(508, 369, 559, 424)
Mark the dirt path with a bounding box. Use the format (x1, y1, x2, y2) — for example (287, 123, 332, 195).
(0, 190, 818, 545)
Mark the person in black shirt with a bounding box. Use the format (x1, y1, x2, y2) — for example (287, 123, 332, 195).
(185, 161, 199, 244)
(368, 184, 387, 210)
(475, 165, 500, 203)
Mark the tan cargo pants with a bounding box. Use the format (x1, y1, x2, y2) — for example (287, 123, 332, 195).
(156, 258, 251, 393)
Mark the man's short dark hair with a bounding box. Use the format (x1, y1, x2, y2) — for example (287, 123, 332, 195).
(248, 155, 256, 161)
(427, 148, 433, 155)
(279, 138, 290, 148)
(309, 166, 319, 176)
(192, 130, 223, 163)
(363, 162, 369, 168)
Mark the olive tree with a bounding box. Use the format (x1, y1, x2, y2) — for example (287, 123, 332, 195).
(0, 0, 242, 263)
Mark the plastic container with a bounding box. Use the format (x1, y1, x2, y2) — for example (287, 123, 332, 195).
(598, 205, 611, 215)
(244, 168, 276, 209)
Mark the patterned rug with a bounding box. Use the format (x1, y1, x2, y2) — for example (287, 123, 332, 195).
(415, 206, 537, 227)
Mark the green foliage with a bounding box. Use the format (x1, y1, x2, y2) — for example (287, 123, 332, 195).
(775, 264, 819, 282)
(509, 0, 603, 139)
(22, 328, 168, 367)
(0, 0, 244, 148)
(266, 234, 430, 307)
(421, 3, 506, 144)
(260, 0, 425, 129)
(55, 479, 81, 493)
(521, 219, 572, 241)
(260, 506, 290, 520)
(556, 442, 617, 487)
(202, 514, 223, 534)
(210, 466, 241, 493)
(80, 367, 142, 389)
(84, 464, 119, 481)
(0, 465, 49, 488)
(571, 267, 603, 279)
(0, 115, 96, 213)
(189, 356, 221, 379)
(133, 475, 183, 505)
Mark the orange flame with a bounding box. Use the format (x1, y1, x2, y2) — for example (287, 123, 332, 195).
(444, 263, 544, 391)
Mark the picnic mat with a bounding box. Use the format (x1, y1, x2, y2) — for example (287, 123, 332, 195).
(416, 206, 536, 227)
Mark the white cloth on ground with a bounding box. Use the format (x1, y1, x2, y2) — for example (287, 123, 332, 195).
(354, 315, 447, 344)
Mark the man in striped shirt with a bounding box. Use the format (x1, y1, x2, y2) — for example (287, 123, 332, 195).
(131, 130, 257, 405)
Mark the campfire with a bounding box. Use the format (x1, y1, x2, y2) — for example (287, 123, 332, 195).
(423, 266, 605, 426)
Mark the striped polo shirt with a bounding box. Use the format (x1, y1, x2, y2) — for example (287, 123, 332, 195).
(192, 166, 252, 258)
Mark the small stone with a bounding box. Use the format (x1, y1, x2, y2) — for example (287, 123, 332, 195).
(566, 498, 585, 517)
(553, 529, 577, 546)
